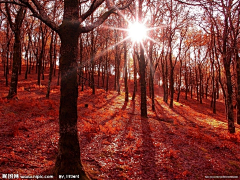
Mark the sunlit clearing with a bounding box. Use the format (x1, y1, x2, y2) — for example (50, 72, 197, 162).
(128, 22, 147, 42)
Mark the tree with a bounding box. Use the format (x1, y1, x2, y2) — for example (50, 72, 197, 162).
(138, 0, 147, 117)
(5, 4, 26, 99)
(123, 35, 129, 102)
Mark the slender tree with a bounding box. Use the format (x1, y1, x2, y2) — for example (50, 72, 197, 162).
(5, 4, 26, 99)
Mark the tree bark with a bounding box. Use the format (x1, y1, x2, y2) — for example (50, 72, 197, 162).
(236, 53, 240, 124)
(91, 14, 95, 94)
(46, 31, 55, 99)
(53, 1, 88, 178)
(124, 40, 128, 102)
(177, 60, 182, 102)
(139, 44, 147, 117)
(132, 52, 137, 101)
(6, 6, 25, 99)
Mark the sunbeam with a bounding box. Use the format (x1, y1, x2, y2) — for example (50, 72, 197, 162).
(78, 36, 131, 69)
(101, 25, 128, 32)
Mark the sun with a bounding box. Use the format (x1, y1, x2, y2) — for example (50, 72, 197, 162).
(128, 22, 147, 42)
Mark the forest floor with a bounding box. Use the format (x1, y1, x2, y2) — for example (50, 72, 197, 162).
(0, 67, 240, 180)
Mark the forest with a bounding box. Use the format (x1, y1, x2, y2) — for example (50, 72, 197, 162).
(0, 0, 240, 179)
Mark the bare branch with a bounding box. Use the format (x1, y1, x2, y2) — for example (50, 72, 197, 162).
(18, 0, 58, 32)
(173, 0, 204, 6)
(0, 0, 26, 7)
(80, 0, 104, 23)
(81, 0, 133, 33)
(115, 0, 134, 11)
(5, 3, 13, 27)
(81, 7, 114, 33)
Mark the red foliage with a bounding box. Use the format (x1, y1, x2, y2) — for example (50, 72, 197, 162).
(0, 66, 240, 179)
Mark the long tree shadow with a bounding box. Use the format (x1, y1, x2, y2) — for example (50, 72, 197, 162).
(171, 106, 198, 128)
(151, 97, 240, 179)
(99, 100, 127, 126)
(177, 93, 226, 121)
(95, 94, 118, 111)
(140, 117, 157, 179)
(121, 100, 135, 140)
(153, 99, 174, 124)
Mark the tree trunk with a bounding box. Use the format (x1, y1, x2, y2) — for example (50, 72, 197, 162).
(124, 41, 128, 102)
(132, 52, 137, 101)
(46, 31, 55, 99)
(8, 31, 21, 99)
(139, 44, 147, 117)
(53, 1, 89, 178)
(5, 25, 10, 87)
(199, 66, 203, 104)
(177, 60, 182, 102)
(6, 6, 25, 99)
(25, 45, 28, 79)
(236, 53, 240, 125)
(105, 53, 109, 92)
(115, 46, 120, 94)
(205, 76, 209, 99)
(91, 14, 95, 94)
(169, 67, 174, 108)
(185, 64, 188, 100)
(149, 41, 155, 111)
(225, 67, 235, 133)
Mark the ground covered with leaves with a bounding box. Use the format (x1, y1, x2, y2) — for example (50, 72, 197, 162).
(0, 69, 240, 179)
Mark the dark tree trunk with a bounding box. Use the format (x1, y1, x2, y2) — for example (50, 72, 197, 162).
(46, 31, 55, 99)
(149, 41, 155, 111)
(138, 0, 147, 117)
(196, 68, 199, 101)
(28, 51, 32, 74)
(19, 44, 22, 75)
(124, 41, 128, 102)
(97, 62, 100, 87)
(169, 67, 174, 108)
(115, 46, 120, 94)
(25, 46, 28, 79)
(190, 68, 193, 99)
(91, 14, 95, 94)
(169, 41, 174, 108)
(7, 6, 25, 99)
(106, 55, 109, 92)
(57, 68, 60, 86)
(222, 15, 235, 133)
(37, 27, 45, 86)
(161, 53, 168, 103)
(177, 60, 182, 102)
(213, 87, 216, 114)
(132, 52, 137, 101)
(199, 65, 203, 104)
(8, 31, 21, 98)
(139, 44, 147, 117)
(185, 64, 188, 100)
(205, 76, 209, 99)
(6, 53, 9, 86)
(102, 63, 105, 88)
(114, 35, 118, 91)
(149, 68, 155, 111)
(53, 1, 88, 178)
(225, 66, 235, 133)
(5, 25, 10, 87)
(236, 52, 240, 124)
